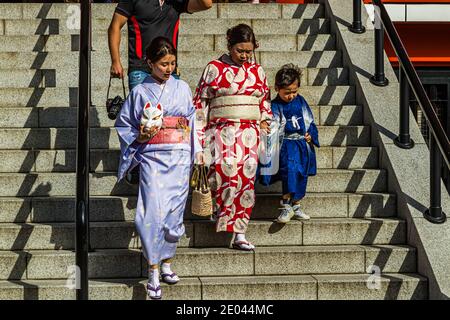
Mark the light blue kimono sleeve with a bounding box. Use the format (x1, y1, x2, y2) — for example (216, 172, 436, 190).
(300, 95, 320, 148)
(114, 87, 145, 181)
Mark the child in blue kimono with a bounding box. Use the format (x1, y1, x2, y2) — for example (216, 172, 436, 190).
(260, 64, 320, 223)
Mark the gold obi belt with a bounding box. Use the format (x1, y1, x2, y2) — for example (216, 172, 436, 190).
(209, 95, 261, 122)
(147, 116, 190, 144)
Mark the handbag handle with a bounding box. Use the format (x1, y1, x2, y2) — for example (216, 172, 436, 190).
(194, 164, 209, 192)
(107, 76, 127, 101)
(190, 165, 199, 188)
(200, 165, 209, 192)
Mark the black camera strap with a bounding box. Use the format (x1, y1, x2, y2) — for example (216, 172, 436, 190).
(107, 76, 127, 100)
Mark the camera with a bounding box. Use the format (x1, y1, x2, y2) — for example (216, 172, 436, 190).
(106, 76, 127, 120)
(106, 95, 124, 120)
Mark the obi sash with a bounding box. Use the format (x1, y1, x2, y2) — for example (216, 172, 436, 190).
(147, 116, 190, 144)
(284, 133, 305, 141)
(209, 95, 260, 121)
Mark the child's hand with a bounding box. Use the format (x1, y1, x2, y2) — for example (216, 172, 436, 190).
(260, 120, 271, 134)
(305, 132, 312, 144)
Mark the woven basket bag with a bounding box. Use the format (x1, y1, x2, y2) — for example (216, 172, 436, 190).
(191, 164, 213, 217)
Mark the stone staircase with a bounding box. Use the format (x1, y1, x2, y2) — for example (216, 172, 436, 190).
(0, 2, 428, 299)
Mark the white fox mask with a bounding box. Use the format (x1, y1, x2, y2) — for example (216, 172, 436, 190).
(141, 102, 163, 130)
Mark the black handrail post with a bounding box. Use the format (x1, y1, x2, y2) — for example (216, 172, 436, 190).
(349, 0, 366, 34)
(425, 136, 447, 224)
(370, 4, 389, 87)
(76, 0, 91, 300)
(394, 67, 415, 149)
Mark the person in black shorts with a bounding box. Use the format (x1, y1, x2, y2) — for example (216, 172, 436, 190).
(108, 0, 212, 90)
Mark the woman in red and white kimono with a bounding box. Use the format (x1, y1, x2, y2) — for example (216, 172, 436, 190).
(193, 24, 272, 251)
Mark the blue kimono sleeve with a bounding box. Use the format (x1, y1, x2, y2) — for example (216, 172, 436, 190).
(114, 87, 144, 181)
(299, 95, 319, 148)
(308, 121, 320, 148)
(297, 95, 320, 176)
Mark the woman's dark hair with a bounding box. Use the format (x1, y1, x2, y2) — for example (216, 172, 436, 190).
(226, 24, 258, 49)
(275, 63, 302, 88)
(145, 36, 177, 63)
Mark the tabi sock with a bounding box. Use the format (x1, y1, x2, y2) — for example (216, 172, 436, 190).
(161, 262, 172, 275)
(149, 268, 160, 286)
(235, 233, 246, 243)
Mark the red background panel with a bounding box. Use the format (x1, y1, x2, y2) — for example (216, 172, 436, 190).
(385, 23, 450, 66)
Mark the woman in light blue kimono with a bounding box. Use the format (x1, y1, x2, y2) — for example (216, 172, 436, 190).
(259, 64, 320, 223)
(115, 37, 203, 300)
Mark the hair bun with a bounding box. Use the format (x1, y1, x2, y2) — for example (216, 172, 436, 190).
(226, 28, 232, 38)
(226, 24, 256, 49)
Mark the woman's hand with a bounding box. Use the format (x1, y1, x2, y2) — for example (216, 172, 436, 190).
(110, 60, 124, 79)
(305, 132, 312, 144)
(136, 125, 159, 143)
(195, 152, 205, 165)
(260, 120, 271, 134)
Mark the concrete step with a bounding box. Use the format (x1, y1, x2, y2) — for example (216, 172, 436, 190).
(0, 277, 201, 300)
(0, 125, 369, 150)
(192, 218, 405, 248)
(181, 50, 341, 69)
(203, 273, 428, 300)
(0, 245, 416, 280)
(217, 4, 325, 20)
(181, 67, 348, 89)
(0, 66, 348, 88)
(0, 146, 378, 174)
(0, 32, 126, 53)
(0, 217, 405, 251)
(0, 85, 355, 107)
(0, 33, 336, 53)
(0, 3, 325, 20)
(0, 18, 329, 36)
(0, 104, 361, 129)
(0, 168, 387, 197)
(257, 169, 387, 194)
(0, 273, 428, 300)
(192, 33, 337, 52)
(0, 192, 396, 224)
(0, 50, 341, 72)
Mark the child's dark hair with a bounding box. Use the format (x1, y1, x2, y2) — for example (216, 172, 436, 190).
(226, 24, 259, 50)
(275, 63, 302, 88)
(145, 36, 177, 63)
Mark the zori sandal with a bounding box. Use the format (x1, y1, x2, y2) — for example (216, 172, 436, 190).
(146, 282, 162, 300)
(232, 240, 255, 251)
(161, 272, 180, 285)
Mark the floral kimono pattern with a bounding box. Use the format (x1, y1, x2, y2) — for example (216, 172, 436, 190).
(193, 54, 272, 233)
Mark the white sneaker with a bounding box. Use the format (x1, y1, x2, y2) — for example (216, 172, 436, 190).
(277, 203, 295, 223)
(292, 204, 310, 220)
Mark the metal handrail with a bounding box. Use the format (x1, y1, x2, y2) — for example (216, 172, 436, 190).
(76, 0, 91, 299)
(351, 0, 448, 223)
